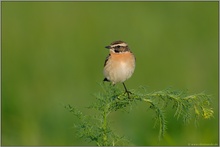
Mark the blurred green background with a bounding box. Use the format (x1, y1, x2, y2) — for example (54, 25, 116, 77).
(2, 1, 218, 146)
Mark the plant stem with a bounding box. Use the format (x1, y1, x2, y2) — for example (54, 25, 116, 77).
(101, 104, 109, 146)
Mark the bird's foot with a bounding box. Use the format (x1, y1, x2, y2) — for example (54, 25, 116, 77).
(124, 90, 132, 99)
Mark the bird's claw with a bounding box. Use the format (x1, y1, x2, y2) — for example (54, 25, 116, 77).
(124, 90, 132, 98)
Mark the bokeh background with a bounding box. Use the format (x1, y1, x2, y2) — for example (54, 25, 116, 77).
(2, 1, 218, 146)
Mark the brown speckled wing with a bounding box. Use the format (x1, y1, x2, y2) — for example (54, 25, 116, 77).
(103, 54, 111, 82)
(104, 54, 111, 67)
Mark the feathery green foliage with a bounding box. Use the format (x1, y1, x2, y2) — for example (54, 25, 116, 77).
(65, 83, 214, 146)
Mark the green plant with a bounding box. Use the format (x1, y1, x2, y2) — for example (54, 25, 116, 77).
(65, 83, 214, 146)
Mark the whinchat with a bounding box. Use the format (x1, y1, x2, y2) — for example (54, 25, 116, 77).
(103, 40, 136, 97)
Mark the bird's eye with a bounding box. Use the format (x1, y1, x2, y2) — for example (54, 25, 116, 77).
(117, 45, 120, 48)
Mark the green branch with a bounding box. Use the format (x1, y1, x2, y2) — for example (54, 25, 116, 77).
(65, 83, 214, 146)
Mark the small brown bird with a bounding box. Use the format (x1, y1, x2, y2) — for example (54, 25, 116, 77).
(103, 40, 136, 97)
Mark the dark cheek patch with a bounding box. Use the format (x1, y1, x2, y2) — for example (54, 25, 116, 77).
(114, 46, 124, 53)
(114, 49, 120, 53)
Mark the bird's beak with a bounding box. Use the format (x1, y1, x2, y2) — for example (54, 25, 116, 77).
(105, 46, 111, 49)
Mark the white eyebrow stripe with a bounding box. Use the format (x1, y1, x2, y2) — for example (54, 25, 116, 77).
(111, 43, 127, 47)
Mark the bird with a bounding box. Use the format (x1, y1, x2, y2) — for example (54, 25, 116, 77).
(103, 40, 136, 98)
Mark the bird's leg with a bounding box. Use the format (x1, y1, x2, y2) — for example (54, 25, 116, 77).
(122, 82, 132, 98)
